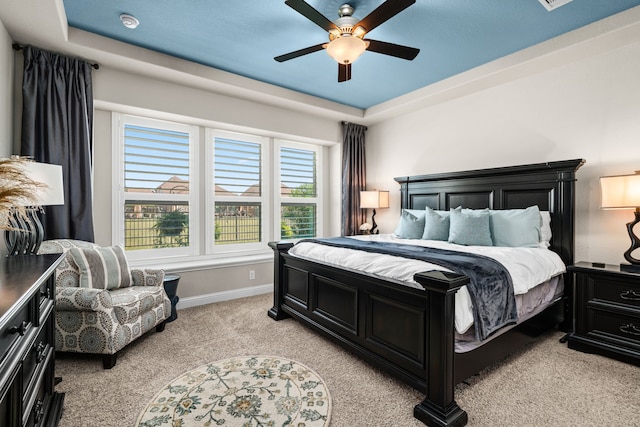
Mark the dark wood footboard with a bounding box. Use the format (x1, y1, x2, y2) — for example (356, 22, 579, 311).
(268, 242, 469, 426)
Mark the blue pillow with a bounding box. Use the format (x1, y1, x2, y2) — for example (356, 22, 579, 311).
(394, 209, 425, 239)
(421, 207, 450, 241)
(490, 206, 541, 247)
(448, 208, 493, 246)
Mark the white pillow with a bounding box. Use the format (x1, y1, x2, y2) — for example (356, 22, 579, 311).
(539, 211, 552, 248)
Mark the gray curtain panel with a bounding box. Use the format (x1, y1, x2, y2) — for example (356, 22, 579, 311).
(341, 122, 367, 236)
(20, 46, 95, 242)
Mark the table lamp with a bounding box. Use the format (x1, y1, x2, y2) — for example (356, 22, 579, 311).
(600, 171, 640, 272)
(360, 190, 389, 234)
(5, 161, 64, 255)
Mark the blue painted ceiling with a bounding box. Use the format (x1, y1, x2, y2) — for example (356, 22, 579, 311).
(63, 0, 640, 109)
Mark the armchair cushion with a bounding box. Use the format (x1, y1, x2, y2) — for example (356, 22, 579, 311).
(110, 286, 168, 325)
(69, 245, 132, 290)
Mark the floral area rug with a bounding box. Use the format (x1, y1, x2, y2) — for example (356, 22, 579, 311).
(136, 355, 331, 426)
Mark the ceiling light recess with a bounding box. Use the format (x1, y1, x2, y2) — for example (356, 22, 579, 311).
(538, 0, 573, 11)
(120, 13, 139, 29)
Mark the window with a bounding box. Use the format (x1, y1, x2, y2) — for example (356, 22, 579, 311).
(114, 114, 323, 262)
(210, 131, 267, 253)
(115, 115, 197, 259)
(277, 141, 321, 240)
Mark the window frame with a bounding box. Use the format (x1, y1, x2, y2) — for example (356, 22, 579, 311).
(274, 139, 323, 241)
(206, 129, 271, 256)
(113, 113, 199, 261)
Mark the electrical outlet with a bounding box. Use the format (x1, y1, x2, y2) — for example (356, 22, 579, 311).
(249, 270, 255, 280)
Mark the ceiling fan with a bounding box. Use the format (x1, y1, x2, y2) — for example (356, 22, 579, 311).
(275, 0, 420, 82)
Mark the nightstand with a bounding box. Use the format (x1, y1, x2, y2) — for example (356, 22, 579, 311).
(567, 262, 640, 366)
(163, 274, 180, 322)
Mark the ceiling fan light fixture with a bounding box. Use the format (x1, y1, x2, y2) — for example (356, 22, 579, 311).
(352, 26, 367, 38)
(326, 35, 367, 64)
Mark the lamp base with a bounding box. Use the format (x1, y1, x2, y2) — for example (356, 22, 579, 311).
(4, 207, 44, 256)
(370, 208, 379, 235)
(620, 263, 640, 274)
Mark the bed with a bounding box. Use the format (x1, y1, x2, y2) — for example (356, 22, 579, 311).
(268, 159, 584, 427)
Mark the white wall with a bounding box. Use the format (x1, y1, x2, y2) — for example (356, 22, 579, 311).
(0, 19, 12, 158)
(366, 37, 640, 266)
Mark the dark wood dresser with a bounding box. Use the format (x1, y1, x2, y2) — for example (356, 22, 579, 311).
(0, 254, 64, 427)
(567, 262, 640, 366)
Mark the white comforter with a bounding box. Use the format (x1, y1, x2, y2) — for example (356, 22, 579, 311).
(288, 234, 566, 334)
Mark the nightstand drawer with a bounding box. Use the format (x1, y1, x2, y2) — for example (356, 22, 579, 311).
(588, 309, 640, 350)
(589, 276, 640, 311)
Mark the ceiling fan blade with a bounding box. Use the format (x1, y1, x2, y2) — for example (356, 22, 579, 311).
(285, 0, 340, 33)
(354, 0, 415, 34)
(338, 63, 352, 82)
(365, 39, 419, 60)
(275, 43, 325, 62)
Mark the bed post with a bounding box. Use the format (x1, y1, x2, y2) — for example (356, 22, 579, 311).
(268, 241, 294, 321)
(413, 271, 469, 427)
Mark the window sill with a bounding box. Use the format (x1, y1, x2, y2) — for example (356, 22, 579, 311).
(128, 252, 273, 273)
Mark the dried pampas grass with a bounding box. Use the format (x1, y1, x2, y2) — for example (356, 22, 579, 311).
(0, 157, 47, 231)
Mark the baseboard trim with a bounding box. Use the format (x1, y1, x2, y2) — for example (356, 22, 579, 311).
(176, 283, 273, 310)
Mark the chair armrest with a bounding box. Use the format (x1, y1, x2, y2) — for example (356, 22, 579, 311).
(131, 269, 165, 287)
(38, 239, 98, 254)
(56, 287, 114, 311)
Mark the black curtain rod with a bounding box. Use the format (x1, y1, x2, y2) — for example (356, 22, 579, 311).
(12, 42, 100, 70)
(341, 120, 368, 131)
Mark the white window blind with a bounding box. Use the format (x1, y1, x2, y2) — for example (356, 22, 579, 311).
(212, 133, 266, 248)
(279, 144, 319, 240)
(124, 124, 190, 193)
(214, 138, 261, 197)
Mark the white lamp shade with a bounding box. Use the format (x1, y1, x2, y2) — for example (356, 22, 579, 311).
(326, 35, 367, 64)
(360, 190, 390, 209)
(19, 162, 65, 206)
(600, 173, 640, 209)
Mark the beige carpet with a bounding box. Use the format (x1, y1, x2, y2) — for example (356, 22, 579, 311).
(55, 293, 640, 427)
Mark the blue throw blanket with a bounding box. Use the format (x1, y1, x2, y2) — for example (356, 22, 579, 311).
(302, 237, 517, 340)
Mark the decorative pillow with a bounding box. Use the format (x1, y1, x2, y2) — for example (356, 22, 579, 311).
(539, 211, 552, 248)
(70, 245, 132, 290)
(448, 208, 493, 246)
(394, 209, 426, 239)
(489, 206, 541, 248)
(421, 207, 450, 241)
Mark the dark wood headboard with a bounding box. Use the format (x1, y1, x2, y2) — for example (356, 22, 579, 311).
(394, 159, 585, 266)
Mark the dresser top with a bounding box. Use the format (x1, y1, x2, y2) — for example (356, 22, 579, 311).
(0, 254, 62, 325)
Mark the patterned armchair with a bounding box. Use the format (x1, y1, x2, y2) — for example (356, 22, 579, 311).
(38, 239, 171, 369)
